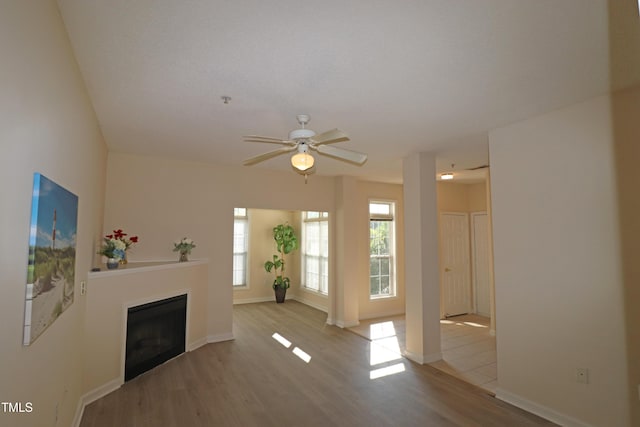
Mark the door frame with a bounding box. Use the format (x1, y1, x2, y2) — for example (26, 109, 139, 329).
(470, 211, 490, 317)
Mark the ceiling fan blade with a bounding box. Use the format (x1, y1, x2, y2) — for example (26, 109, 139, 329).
(243, 135, 288, 142)
(310, 128, 350, 145)
(315, 144, 368, 165)
(243, 146, 295, 166)
(243, 138, 296, 145)
(467, 164, 489, 170)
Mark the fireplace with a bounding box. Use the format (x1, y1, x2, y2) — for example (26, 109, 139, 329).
(125, 294, 187, 381)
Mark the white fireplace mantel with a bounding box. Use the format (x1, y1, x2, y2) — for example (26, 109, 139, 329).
(82, 260, 209, 405)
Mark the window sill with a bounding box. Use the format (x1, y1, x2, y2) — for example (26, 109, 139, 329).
(301, 287, 328, 297)
(369, 295, 398, 301)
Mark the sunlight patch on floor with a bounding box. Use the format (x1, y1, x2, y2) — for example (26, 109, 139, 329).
(272, 332, 292, 348)
(462, 322, 487, 328)
(293, 347, 311, 363)
(367, 320, 405, 380)
(440, 319, 487, 328)
(272, 332, 312, 363)
(370, 337, 402, 365)
(369, 321, 397, 339)
(370, 362, 406, 379)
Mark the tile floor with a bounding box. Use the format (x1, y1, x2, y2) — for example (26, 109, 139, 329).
(348, 314, 497, 394)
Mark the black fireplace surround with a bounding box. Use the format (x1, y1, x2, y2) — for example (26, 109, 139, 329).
(125, 294, 187, 381)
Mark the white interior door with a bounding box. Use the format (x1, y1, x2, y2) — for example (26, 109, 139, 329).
(472, 213, 491, 317)
(441, 213, 471, 317)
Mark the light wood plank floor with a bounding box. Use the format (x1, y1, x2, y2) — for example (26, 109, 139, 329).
(349, 314, 498, 393)
(80, 302, 554, 427)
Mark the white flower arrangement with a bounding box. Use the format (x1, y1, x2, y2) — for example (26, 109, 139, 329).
(173, 237, 196, 254)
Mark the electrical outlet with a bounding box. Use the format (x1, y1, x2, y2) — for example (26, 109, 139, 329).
(80, 281, 86, 295)
(576, 368, 589, 384)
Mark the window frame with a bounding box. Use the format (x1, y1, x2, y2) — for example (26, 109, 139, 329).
(301, 211, 329, 295)
(369, 200, 396, 299)
(232, 208, 249, 288)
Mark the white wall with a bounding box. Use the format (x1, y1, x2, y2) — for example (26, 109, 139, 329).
(0, 1, 107, 426)
(489, 93, 629, 426)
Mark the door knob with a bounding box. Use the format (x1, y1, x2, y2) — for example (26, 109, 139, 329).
(444, 267, 452, 272)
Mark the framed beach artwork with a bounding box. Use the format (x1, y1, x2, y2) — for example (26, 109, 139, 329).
(23, 173, 78, 345)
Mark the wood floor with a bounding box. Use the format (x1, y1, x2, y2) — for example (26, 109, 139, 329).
(80, 301, 555, 427)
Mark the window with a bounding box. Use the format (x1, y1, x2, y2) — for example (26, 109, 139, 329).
(369, 201, 396, 298)
(302, 211, 329, 294)
(233, 208, 248, 287)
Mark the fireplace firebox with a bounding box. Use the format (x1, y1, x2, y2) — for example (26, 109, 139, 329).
(125, 294, 187, 381)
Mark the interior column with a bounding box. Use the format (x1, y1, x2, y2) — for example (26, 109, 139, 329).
(402, 152, 441, 363)
(333, 175, 360, 327)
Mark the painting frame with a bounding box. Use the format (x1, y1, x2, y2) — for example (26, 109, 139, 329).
(23, 173, 78, 346)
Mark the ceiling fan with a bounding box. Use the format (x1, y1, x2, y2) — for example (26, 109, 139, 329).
(242, 115, 367, 174)
(440, 163, 489, 180)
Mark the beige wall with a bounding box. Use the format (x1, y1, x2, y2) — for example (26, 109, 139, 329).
(0, 2, 108, 426)
(437, 182, 487, 213)
(467, 183, 487, 212)
(437, 182, 469, 212)
(489, 93, 629, 426)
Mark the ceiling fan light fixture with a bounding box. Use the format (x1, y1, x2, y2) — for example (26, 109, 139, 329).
(291, 152, 315, 171)
(441, 173, 454, 180)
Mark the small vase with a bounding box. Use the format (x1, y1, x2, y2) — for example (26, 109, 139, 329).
(106, 258, 119, 270)
(179, 252, 189, 262)
(120, 254, 128, 265)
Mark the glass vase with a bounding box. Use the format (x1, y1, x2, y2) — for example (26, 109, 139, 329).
(179, 252, 188, 262)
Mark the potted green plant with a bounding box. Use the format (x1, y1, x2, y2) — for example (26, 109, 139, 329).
(264, 223, 298, 303)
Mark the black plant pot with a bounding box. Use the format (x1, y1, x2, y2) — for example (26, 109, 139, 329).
(274, 286, 286, 303)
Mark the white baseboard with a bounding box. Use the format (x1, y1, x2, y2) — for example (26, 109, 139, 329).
(358, 309, 405, 321)
(291, 295, 328, 313)
(496, 388, 591, 427)
(188, 336, 208, 351)
(232, 296, 274, 305)
(207, 332, 234, 343)
(72, 378, 122, 427)
(72, 398, 84, 427)
(336, 319, 359, 328)
(404, 350, 442, 365)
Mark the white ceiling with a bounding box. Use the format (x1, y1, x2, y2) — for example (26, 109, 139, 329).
(57, 0, 610, 183)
